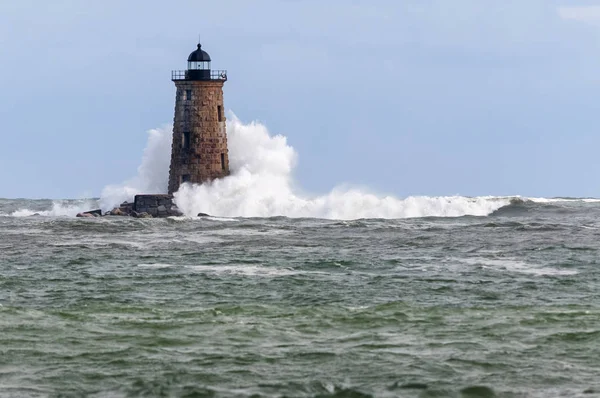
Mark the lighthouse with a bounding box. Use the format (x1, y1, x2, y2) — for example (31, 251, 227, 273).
(168, 42, 230, 194)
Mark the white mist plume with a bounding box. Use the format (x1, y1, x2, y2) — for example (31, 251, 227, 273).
(12, 113, 512, 218)
(173, 114, 510, 219)
(98, 125, 171, 211)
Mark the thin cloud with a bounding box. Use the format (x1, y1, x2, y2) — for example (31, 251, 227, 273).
(558, 6, 600, 23)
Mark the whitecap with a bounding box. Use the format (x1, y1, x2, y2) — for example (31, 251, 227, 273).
(137, 263, 176, 268)
(185, 264, 298, 277)
(460, 257, 578, 276)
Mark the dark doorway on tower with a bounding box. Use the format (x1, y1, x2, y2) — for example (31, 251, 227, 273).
(221, 153, 225, 171)
(181, 174, 191, 184)
(182, 131, 190, 150)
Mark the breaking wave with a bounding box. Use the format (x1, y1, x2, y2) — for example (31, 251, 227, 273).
(171, 116, 509, 219)
(8, 113, 598, 219)
(489, 197, 600, 217)
(10, 200, 99, 217)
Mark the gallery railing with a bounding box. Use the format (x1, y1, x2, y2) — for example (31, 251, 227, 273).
(171, 70, 228, 81)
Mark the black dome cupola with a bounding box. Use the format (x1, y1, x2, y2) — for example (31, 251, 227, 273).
(188, 43, 211, 63)
(185, 43, 211, 80)
(172, 41, 227, 82)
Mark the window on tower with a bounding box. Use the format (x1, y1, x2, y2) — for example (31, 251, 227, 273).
(218, 105, 223, 122)
(221, 153, 226, 171)
(185, 90, 192, 100)
(182, 131, 191, 150)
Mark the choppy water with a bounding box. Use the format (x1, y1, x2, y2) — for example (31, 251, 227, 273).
(1, 198, 600, 397)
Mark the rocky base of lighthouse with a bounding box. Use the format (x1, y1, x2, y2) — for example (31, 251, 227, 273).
(76, 194, 183, 218)
(131, 194, 182, 217)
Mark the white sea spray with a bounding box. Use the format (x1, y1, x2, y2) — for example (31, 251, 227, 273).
(12, 114, 522, 219)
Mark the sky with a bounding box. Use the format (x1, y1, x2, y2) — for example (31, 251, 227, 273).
(2, 0, 600, 199)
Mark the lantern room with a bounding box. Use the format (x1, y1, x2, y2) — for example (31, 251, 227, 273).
(171, 42, 227, 82)
(187, 44, 211, 79)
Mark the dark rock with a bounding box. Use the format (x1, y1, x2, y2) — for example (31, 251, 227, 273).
(76, 209, 102, 218)
(197, 213, 210, 217)
(106, 206, 134, 216)
(170, 209, 184, 216)
(119, 201, 134, 213)
(76, 212, 94, 218)
(108, 207, 124, 216)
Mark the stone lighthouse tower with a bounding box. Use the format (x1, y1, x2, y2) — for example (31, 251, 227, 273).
(168, 42, 229, 194)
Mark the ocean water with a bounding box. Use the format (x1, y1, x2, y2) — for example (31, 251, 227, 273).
(1, 197, 600, 397)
